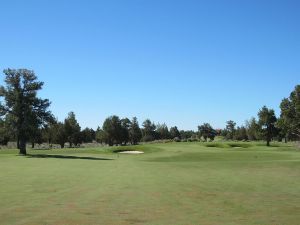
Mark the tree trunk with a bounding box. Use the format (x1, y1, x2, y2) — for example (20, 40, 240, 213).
(267, 139, 270, 146)
(17, 137, 20, 149)
(19, 138, 27, 155)
(60, 143, 65, 148)
(266, 129, 271, 146)
(32, 142, 35, 149)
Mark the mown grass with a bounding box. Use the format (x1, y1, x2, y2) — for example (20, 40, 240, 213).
(0, 142, 300, 225)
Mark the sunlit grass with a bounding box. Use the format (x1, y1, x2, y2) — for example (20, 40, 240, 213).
(0, 142, 299, 225)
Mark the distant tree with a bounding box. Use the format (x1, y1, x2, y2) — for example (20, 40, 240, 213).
(81, 127, 95, 143)
(0, 69, 52, 155)
(95, 127, 108, 144)
(121, 118, 131, 145)
(169, 126, 181, 139)
(277, 85, 300, 141)
(220, 129, 228, 139)
(258, 106, 277, 146)
(142, 119, 156, 142)
(225, 120, 236, 140)
(2, 114, 18, 144)
(0, 118, 10, 145)
(198, 123, 216, 141)
(179, 130, 195, 140)
(41, 118, 60, 148)
(53, 122, 67, 148)
(102, 115, 122, 146)
(234, 126, 248, 141)
(156, 123, 170, 140)
(277, 98, 293, 142)
(129, 117, 142, 145)
(245, 117, 261, 141)
(64, 112, 81, 147)
(28, 110, 53, 148)
(29, 127, 44, 148)
(276, 118, 288, 143)
(215, 129, 222, 136)
(288, 85, 300, 139)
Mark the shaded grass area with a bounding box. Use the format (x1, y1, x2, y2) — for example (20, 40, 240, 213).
(26, 154, 113, 161)
(204, 141, 291, 149)
(0, 142, 300, 225)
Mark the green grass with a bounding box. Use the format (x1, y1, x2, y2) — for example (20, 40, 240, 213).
(0, 142, 300, 225)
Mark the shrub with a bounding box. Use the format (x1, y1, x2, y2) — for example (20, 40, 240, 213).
(173, 137, 181, 142)
(142, 135, 154, 142)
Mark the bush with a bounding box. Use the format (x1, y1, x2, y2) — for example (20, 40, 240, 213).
(173, 137, 181, 142)
(142, 135, 154, 142)
(187, 137, 199, 142)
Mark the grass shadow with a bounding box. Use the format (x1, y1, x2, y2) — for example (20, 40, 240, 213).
(113, 149, 142, 153)
(26, 154, 114, 161)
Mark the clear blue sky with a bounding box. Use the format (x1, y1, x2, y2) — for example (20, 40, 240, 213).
(0, 0, 299, 130)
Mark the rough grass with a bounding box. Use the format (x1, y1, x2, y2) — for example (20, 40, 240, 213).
(0, 142, 300, 225)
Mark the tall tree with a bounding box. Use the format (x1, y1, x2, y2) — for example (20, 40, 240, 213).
(0, 69, 52, 155)
(225, 120, 236, 140)
(129, 117, 142, 145)
(64, 112, 81, 147)
(142, 119, 156, 142)
(156, 123, 170, 140)
(278, 85, 300, 141)
(258, 106, 277, 146)
(121, 118, 131, 145)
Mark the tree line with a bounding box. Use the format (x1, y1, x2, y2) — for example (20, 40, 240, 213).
(0, 69, 299, 154)
(219, 87, 300, 146)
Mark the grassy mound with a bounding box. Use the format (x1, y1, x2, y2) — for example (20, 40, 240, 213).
(205, 142, 251, 148)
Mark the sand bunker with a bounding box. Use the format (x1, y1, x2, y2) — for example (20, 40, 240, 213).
(119, 151, 144, 154)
